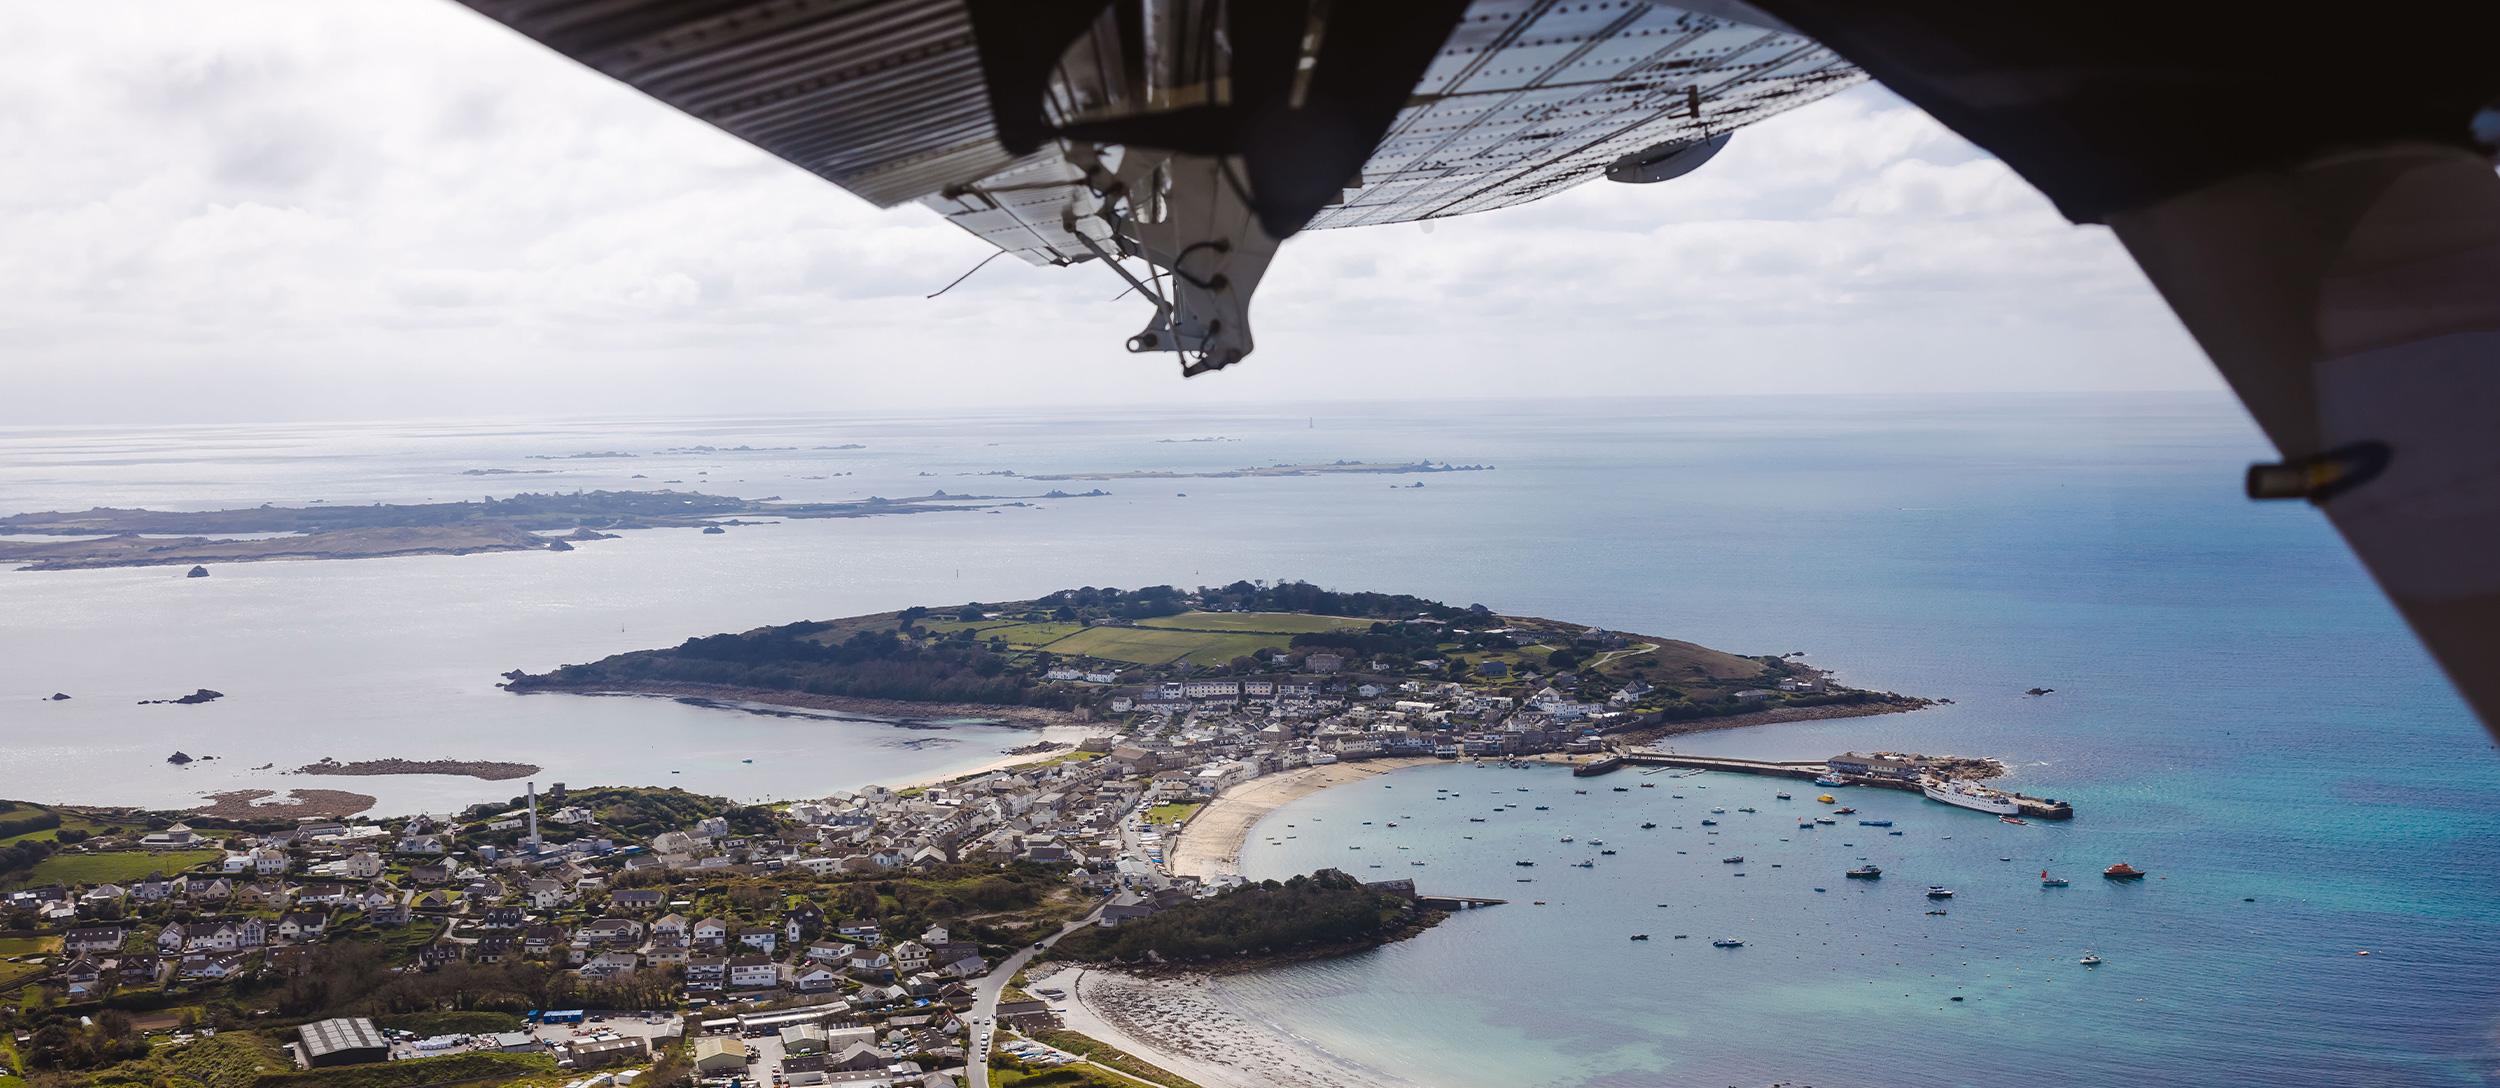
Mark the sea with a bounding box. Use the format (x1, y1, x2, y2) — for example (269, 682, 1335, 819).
(2, 393, 2493, 1086)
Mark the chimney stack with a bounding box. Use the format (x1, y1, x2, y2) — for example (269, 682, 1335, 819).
(526, 781, 540, 850)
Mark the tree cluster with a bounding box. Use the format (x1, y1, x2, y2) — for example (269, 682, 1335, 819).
(514, 624, 1076, 708)
(1199, 580, 1468, 621)
(23, 1008, 148, 1071)
(1052, 869, 1412, 963)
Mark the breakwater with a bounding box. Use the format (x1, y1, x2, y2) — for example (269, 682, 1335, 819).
(1618, 752, 2074, 819)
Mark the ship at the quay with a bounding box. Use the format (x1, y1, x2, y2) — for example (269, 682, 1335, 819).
(1923, 777, 2022, 815)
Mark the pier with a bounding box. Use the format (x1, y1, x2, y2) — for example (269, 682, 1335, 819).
(1416, 895, 1509, 910)
(1616, 752, 2074, 819)
(1619, 753, 1825, 779)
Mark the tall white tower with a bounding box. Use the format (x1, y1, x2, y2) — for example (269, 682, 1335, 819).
(526, 781, 541, 851)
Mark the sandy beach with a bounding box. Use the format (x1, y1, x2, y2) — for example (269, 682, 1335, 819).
(889, 725, 1101, 789)
(1165, 757, 1438, 880)
(1029, 965, 1419, 1088)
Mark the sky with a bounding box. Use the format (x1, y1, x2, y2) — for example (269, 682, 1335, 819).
(0, 2, 2223, 424)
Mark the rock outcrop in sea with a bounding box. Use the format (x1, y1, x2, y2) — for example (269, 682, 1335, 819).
(186, 565, 209, 577)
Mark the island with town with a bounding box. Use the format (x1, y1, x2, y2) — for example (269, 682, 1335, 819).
(0, 583, 1950, 1088)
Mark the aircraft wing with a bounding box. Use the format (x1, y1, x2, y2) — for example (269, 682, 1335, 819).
(1312, 4, 1858, 230)
(457, 1, 1858, 362)
(1742, 2, 2500, 729)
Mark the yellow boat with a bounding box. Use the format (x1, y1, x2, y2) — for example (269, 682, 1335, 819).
(1816, 794, 1836, 804)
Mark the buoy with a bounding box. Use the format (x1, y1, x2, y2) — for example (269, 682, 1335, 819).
(2358, 951, 2371, 956)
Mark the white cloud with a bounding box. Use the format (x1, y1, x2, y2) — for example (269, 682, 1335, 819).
(0, 2, 2218, 423)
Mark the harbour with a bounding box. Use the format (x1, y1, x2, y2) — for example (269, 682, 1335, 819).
(1615, 752, 2075, 819)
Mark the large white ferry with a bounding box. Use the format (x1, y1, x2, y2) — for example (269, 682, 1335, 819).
(1921, 777, 2021, 815)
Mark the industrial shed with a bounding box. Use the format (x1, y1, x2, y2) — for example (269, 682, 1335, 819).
(298, 1017, 390, 1068)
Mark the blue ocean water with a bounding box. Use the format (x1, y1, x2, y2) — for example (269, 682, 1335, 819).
(1219, 396, 2500, 1087)
(2, 393, 2492, 1084)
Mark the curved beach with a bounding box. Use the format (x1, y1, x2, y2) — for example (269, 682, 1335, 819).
(1029, 965, 1420, 1088)
(1164, 757, 1438, 879)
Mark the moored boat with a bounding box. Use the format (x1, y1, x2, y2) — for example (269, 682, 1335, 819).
(1816, 794, 1837, 804)
(1776, 792, 1791, 799)
(1926, 886, 1955, 898)
(1846, 865, 1882, 879)
(2079, 953, 2102, 966)
(1814, 773, 1849, 787)
(2041, 870, 2070, 887)
(1722, 856, 1744, 863)
(1712, 938, 1744, 947)
(2103, 863, 2148, 879)
(1921, 776, 2021, 816)
(1640, 822, 1657, 829)
(1858, 819, 1892, 826)
(1630, 934, 1650, 940)
(2000, 815, 2028, 825)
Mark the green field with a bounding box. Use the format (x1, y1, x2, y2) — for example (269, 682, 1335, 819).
(24, 850, 223, 887)
(0, 960, 47, 993)
(0, 802, 118, 847)
(986, 622, 1091, 648)
(1046, 627, 1283, 667)
(1134, 611, 1367, 634)
(1143, 802, 1203, 826)
(0, 937, 60, 957)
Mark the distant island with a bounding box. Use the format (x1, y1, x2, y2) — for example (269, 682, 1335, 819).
(0, 488, 1074, 571)
(1023, 460, 1490, 481)
(293, 757, 542, 782)
(503, 581, 1931, 738)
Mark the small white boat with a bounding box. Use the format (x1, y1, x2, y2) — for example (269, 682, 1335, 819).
(2079, 953, 2103, 966)
(1712, 938, 1745, 947)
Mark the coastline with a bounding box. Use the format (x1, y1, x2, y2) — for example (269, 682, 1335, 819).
(1029, 965, 1422, 1088)
(888, 725, 1102, 789)
(294, 757, 541, 781)
(1165, 757, 1438, 880)
(1618, 696, 1931, 744)
(505, 680, 1093, 728)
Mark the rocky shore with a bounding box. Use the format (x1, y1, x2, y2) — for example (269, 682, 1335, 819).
(1617, 693, 1933, 745)
(510, 680, 1089, 728)
(189, 788, 377, 819)
(293, 757, 542, 781)
(0, 525, 564, 570)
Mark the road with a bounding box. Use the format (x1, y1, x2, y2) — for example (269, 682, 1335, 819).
(966, 910, 1100, 1088)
